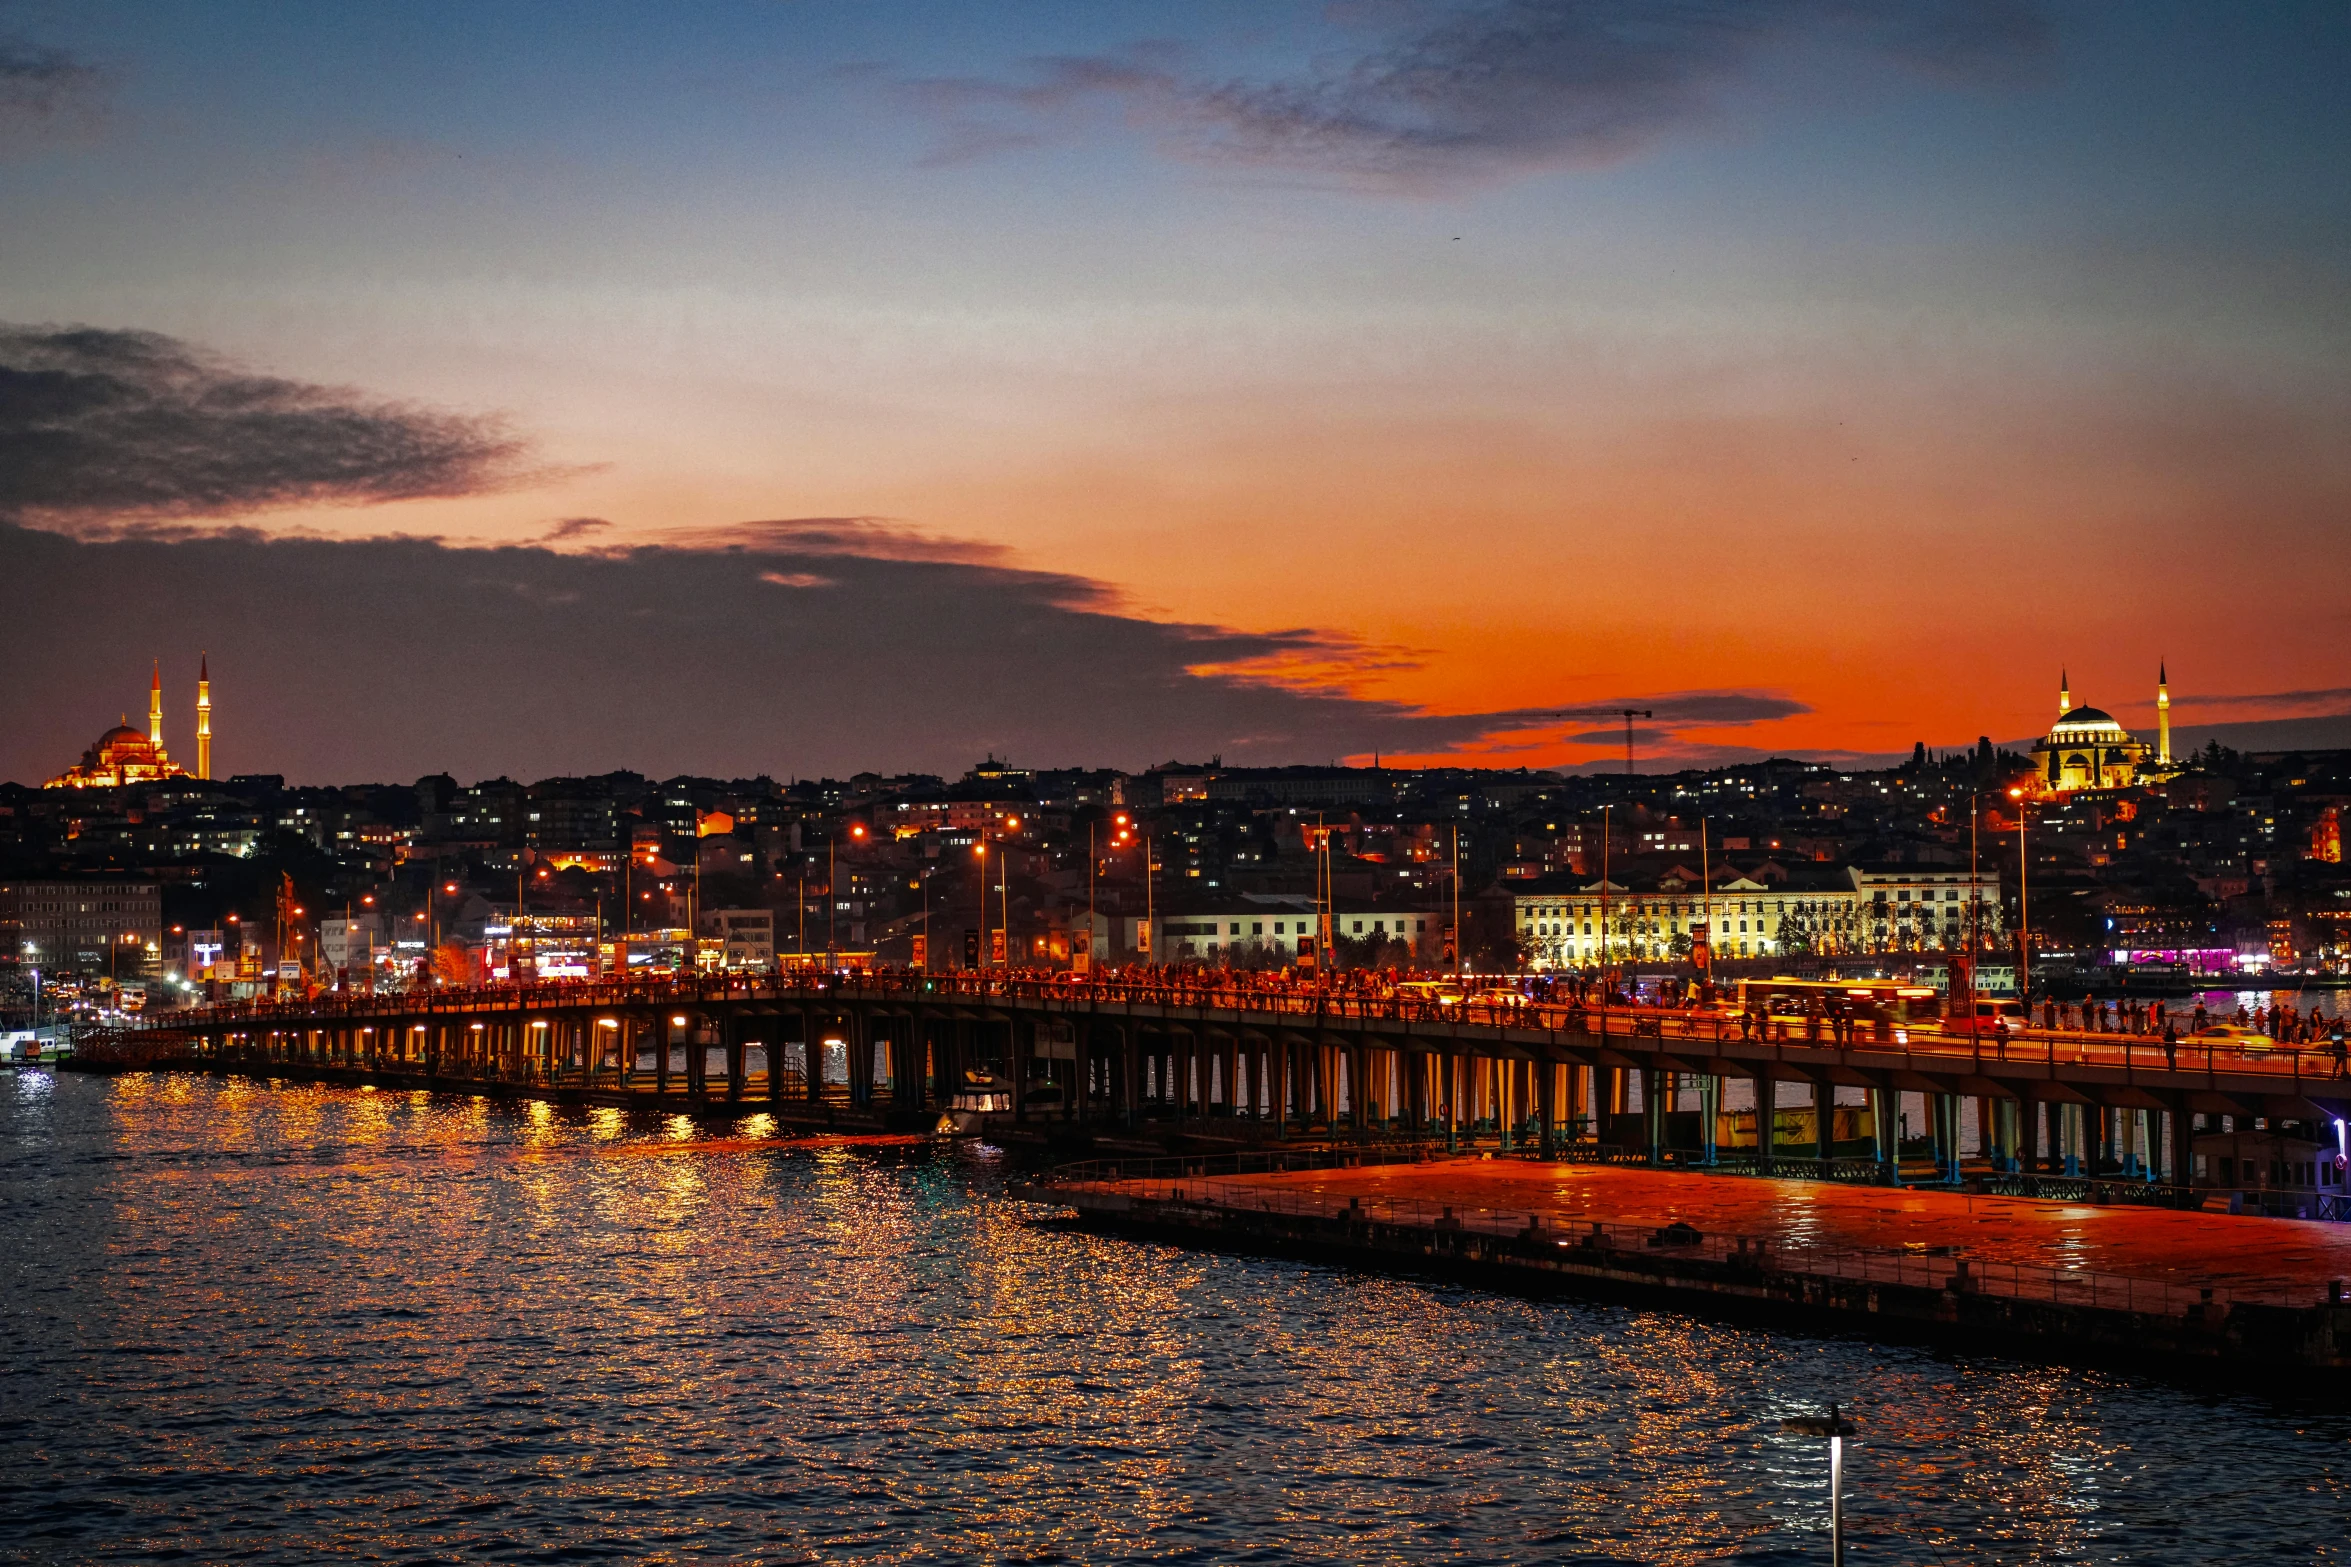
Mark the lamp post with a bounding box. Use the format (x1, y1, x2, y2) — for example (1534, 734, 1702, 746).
(1782, 1403, 1859, 1565)
(1599, 803, 1612, 981)
(1000, 816, 1017, 969)
(1451, 822, 1463, 978)
(2008, 787, 2031, 1013)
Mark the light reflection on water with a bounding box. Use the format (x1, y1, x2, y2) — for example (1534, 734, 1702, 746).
(3, 1071, 2347, 1564)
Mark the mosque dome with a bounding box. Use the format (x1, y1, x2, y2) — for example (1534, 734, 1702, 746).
(45, 674, 193, 789)
(2032, 686, 2150, 795)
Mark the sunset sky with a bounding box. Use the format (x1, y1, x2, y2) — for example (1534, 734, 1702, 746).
(3, 2, 2347, 783)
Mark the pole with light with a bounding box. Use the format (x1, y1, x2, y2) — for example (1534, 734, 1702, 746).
(1782, 1403, 1858, 1566)
(1451, 822, 1462, 978)
(2008, 786, 2031, 1013)
(1000, 816, 1017, 967)
(1599, 803, 1612, 983)
(973, 825, 988, 971)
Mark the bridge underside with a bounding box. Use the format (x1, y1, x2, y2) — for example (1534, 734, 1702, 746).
(122, 983, 2351, 1209)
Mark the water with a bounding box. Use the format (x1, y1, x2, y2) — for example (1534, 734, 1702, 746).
(4, 1072, 2347, 1565)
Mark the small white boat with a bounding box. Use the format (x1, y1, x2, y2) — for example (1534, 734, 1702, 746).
(939, 1069, 1015, 1135)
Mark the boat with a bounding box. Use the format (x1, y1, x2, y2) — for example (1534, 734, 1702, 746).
(937, 1069, 1016, 1136)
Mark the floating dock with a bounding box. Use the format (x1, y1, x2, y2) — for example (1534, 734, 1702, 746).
(1023, 1158, 2351, 1378)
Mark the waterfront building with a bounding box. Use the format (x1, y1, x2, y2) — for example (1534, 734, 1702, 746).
(1135, 899, 1439, 964)
(1514, 863, 2002, 967)
(1847, 866, 2004, 953)
(700, 908, 777, 970)
(319, 915, 386, 984)
(1, 878, 163, 977)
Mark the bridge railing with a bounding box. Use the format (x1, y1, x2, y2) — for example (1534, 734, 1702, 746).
(1969, 1172, 2204, 1207)
(124, 969, 2351, 1086)
(1043, 1175, 2335, 1311)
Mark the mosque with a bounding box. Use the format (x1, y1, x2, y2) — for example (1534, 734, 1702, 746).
(47, 658, 213, 789)
(2029, 666, 2172, 794)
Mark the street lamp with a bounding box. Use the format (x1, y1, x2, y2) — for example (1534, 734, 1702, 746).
(1782, 1403, 1859, 1565)
(2007, 787, 2031, 1011)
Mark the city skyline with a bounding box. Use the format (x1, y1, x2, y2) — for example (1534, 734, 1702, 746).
(6, 622, 2326, 788)
(4, 3, 2348, 781)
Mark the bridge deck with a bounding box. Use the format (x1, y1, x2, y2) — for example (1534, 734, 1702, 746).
(108, 973, 2351, 1109)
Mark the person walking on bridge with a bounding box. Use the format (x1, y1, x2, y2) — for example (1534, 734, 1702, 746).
(2162, 1019, 2177, 1073)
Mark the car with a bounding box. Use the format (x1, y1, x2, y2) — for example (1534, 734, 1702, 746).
(1470, 989, 1530, 1011)
(2190, 1023, 2273, 1050)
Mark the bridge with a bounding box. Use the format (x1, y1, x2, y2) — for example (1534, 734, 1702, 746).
(93, 971, 2351, 1192)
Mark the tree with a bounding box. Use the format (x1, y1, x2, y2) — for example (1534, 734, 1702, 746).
(430, 941, 473, 986)
(1774, 913, 1809, 956)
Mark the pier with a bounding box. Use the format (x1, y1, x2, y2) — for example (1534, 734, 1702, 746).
(1024, 1153, 2351, 1376)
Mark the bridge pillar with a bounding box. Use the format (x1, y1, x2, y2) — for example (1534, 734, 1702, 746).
(1537, 1058, 1558, 1159)
(1872, 1088, 1899, 1184)
(1268, 1034, 1286, 1137)
(1813, 1079, 1835, 1171)
(1642, 1068, 1661, 1165)
(1755, 1072, 1776, 1175)
(1429, 1052, 1448, 1151)
(854, 1010, 876, 1108)
(1699, 1073, 1719, 1166)
(1350, 1038, 1367, 1135)
(807, 1008, 826, 1105)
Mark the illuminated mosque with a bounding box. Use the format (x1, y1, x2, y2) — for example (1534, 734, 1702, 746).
(2030, 666, 2170, 794)
(47, 658, 213, 789)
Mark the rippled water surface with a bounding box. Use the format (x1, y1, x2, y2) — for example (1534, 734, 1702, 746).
(4, 1070, 2347, 1564)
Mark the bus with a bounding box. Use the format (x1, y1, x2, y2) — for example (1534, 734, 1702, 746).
(1733, 977, 1943, 1043)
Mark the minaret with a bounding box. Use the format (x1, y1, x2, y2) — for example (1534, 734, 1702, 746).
(196, 654, 212, 781)
(2157, 660, 2170, 766)
(149, 660, 163, 746)
(2058, 668, 2070, 717)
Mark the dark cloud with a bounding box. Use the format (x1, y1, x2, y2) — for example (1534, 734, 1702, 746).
(1542, 693, 1811, 756)
(541, 516, 612, 542)
(0, 324, 536, 530)
(1558, 726, 1671, 746)
(659, 516, 1015, 567)
(906, 0, 2050, 192)
(2172, 686, 2351, 713)
(0, 524, 1811, 785)
(0, 33, 101, 137)
(1549, 692, 1809, 726)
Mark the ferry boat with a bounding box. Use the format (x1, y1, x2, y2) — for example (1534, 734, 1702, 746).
(938, 1069, 1016, 1136)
